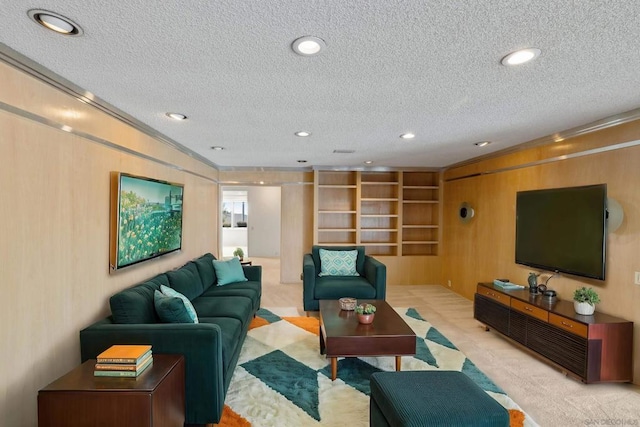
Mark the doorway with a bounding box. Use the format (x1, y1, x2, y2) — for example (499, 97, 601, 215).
(221, 186, 281, 259)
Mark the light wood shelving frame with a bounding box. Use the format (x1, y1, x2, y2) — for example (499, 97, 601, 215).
(313, 170, 440, 256)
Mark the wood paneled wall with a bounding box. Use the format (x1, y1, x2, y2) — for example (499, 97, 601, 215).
(442, 121, 640, 385)
(0, 62, 220, 426)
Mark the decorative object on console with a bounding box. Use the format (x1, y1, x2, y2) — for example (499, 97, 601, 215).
(573, 286, 600, 315)
(233, 247, 244, 261)
(355, 303, 376, 324)
(339, 297, 357, 311)
(527, 272, 540, 294)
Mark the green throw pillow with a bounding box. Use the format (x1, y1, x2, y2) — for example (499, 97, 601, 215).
(154, 290, 194, 323)
(318, 249, 359, 276)
(212, 258, 248, 286)
(160, 285, 199, 323)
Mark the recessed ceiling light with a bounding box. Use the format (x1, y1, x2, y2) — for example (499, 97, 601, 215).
(474, 141, 491, 147)
(364, 160, 373, 164)
(400, 133, 415, 139)
(501, 48, 541, 66)
(295, 131, 311, 137)
(28, 9, 83, 36)
(210, 146, 225, 151)
(166, 112, 187, 120)
(292, 36, 326, 56)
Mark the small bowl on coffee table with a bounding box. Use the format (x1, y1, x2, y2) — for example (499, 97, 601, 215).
(339, 297, 357, 311)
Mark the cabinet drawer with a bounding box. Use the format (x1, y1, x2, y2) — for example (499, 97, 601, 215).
(549, 313, 588, 338)
(511, 299, 549, 322)
(476, 285, 510, 307)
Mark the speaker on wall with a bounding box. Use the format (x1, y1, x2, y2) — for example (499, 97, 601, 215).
(458, 202, 475, 223)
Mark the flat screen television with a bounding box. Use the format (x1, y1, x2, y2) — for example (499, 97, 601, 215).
(110, 172, 183, 271)
(515, 184, 607, 280)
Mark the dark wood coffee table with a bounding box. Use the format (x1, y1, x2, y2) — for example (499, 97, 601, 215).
(319, 299, 416, 381)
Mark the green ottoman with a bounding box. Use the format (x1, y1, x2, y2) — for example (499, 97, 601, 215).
(370, 371, 510, 427)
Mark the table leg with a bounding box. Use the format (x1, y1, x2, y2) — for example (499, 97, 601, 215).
(395, 356, 402, 371)
(331, 358, 337, 381)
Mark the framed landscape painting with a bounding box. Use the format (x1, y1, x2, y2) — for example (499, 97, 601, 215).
(109, 172, 183, 271)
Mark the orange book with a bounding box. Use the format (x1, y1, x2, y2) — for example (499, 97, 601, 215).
(95, 352, 153, 371)
(96, 345, 152, 364)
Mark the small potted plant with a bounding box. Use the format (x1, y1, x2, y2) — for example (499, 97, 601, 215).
(233, 247, 244, 261)
(573, 287, 600, 315)
(355, 303, 376, 324)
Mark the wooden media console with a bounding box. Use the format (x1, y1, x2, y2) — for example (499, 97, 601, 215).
(474, 283, 633, 383)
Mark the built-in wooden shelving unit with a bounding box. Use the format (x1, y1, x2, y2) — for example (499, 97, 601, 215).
(313, 170, 440, 256)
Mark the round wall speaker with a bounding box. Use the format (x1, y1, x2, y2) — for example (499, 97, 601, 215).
(458, 202, 475, 223)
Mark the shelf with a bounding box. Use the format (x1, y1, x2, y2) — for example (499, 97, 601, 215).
(318, 228, 357, 232)
(362, 182, 399, 186)
(402, 200, 438, 204)
(361, 228, 397, 232)
(318, 210, 357, 214)
(318, 184, 357, 189)
(403, 185, 438, 189)
(361, 242, 398, 246)
(315, 242, 357, 246)
(361, 214, 398, 218)
(402, 240, 438, 244)
(361, 198, 398, 202)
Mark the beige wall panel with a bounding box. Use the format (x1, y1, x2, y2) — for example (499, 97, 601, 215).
(376, 255, 442, 285)
(219, 170, 313, 184)
(0, 70, 219, 425)
(0, 61, 218, 182)
(445, 119, 640, 181)
(442, 123, 640, 384)
(281, 184, 314, 283)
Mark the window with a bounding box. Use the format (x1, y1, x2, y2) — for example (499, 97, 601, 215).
(222, 191, 248, 228)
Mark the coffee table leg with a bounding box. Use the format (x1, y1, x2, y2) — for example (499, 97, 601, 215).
(395, 356, 402, 371)
(331, 357, 337, 380)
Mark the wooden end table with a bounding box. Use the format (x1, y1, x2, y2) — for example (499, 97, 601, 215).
(38, 354, 185, 427)
(319, 299, 416, 381)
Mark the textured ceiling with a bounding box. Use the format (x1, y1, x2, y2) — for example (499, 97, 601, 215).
(1, 1, 640, 169)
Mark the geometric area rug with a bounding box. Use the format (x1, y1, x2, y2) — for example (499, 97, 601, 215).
(219, 307, 538, 427)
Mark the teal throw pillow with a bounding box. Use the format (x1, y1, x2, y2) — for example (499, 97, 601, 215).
(160, 285, 199, 323)
(154, 290, 194, 323)
(212, 258, 248, 286)
(319, 249, 359, 276)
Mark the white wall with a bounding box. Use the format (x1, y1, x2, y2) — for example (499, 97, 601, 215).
(248, 186, 281, 257)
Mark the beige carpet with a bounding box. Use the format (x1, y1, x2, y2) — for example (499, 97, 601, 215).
(255, 257, 640, 426)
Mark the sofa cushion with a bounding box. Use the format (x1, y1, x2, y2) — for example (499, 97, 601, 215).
(160, 285, 199, 323)
(154, 290, 194, 323)
(213, 258, 248, 286)
(312, 245, 365, 277)
(110, 274, 169, 324)
(201, 281, 262, 311)
(314, 276, 377, 300)
(198, 316, 243, 373)
(318, 249, 359, 276)
(166, 262, 204, 300)
(193, 253, 217, 291)
(191, 296, 254, 328)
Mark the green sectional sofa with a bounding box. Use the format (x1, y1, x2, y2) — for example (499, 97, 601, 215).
(79, 253, 261, 425)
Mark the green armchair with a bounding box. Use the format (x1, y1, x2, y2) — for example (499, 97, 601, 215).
(303, 245, 386, 311)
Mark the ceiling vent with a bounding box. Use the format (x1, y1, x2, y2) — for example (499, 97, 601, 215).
(333, 149, 355, 154)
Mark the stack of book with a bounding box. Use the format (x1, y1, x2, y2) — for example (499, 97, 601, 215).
(94, 345, 153, 377)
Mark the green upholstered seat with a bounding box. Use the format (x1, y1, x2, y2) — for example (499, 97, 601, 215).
(370, 371, 509, 427)
(303, 245, 386, 311)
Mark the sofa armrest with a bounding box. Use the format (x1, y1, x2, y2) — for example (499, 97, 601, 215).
(364, 255, 387, 300)
(79, 318, 224, 424)
(303, 253, 317, 310)
(242, 265, 262, 282)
